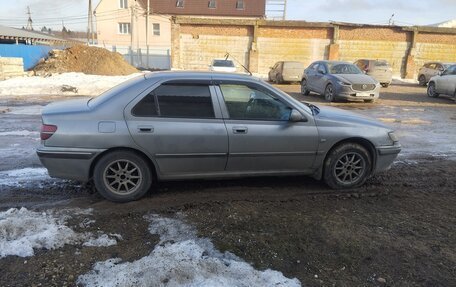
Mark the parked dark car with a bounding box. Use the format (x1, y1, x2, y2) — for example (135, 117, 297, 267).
(37, 72, 400, 202)
(268, 61, 304, 84)
(354, 59, 393, 87)
(301, 61, 380, 102)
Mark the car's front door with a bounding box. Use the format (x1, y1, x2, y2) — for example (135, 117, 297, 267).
(125, 81, 228, 177)
(437, 66, 456, 95)
(215, 81, 319, 173)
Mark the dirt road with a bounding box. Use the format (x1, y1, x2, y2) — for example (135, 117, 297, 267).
(0, 83, 455, 286)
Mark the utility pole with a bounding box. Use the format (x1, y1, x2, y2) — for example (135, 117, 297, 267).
(146, 0, 150, 68)
(87, 0, 94, 45)
(130, 4, 135, 65)
(26, 6, 33, 31)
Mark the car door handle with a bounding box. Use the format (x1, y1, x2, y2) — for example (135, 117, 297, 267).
(138, 125, 154, 133)
(233, 126, 248, 134)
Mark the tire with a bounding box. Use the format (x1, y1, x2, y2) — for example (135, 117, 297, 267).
(324, 84, 335, 102)
(301, 79, 310, 95)
(364, 99, 376, 103)
(93, 151, 152, 202)
(427, 82, 439, 98)
(418, 75, 427, 86)
(381, 83, 390, 88)
(323, 143, 372, 189)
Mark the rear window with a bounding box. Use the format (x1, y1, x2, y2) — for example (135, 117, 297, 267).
(212, 60, 235, 67)
(283, 62, 304, 69)
(132, 84, 215, 118)
(374, 61, 389, 67)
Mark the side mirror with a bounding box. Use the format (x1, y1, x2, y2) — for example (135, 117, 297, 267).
(289, 109, 306, 122)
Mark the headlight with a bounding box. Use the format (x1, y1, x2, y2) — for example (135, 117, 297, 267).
(388, 132, 398, 143)
(338, 81, 351, 86)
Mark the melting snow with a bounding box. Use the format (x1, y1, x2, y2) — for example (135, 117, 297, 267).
(0, 208, 120, 258)
(0, 72, 143, 97)
(0, 168, 50, 187)
(78, 214, 301, 287)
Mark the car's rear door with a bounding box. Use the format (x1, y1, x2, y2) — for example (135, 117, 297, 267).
(124, 80, 228, 177)
(214, 80, 319, 173)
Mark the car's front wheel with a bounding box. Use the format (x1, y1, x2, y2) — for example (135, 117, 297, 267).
(323, 143, 371, 189)
(427, 82, 439, 98)
(93, 150, 152, 202)
(324, 84, 335, 102)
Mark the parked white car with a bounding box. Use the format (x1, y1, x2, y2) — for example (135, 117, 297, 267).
(209, 59, 236, 73)
(427, 64, 456, 100)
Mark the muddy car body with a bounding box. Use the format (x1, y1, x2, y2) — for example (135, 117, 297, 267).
(301, 61, 381, 103)
(37, 72, 400, 202)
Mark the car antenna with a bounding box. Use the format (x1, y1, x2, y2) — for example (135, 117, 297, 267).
(225, 52, 252, 76)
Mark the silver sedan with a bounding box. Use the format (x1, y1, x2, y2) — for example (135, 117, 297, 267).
(37, 72, 400, 202)
(301, 61, 380, 103)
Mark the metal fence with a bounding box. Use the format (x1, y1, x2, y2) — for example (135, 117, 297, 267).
(0, 44, 54, 70)
(97, 45, 171, 70)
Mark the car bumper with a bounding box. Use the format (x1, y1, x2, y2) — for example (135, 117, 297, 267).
(37, 146, 105, 182)
(375, 144, 401, 172)
(336, 85, 380, 101)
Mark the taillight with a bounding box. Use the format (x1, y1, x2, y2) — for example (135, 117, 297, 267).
(40, 124, 57, 140)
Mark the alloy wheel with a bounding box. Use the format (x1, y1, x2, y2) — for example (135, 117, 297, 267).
(103, 159, 143, 195)
(333, 152, 366, 185)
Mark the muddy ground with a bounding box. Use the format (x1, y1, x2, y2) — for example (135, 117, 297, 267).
(0, 82, 455, 286)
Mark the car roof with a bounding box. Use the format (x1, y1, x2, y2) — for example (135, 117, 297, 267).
(144, 70, 259, 81)
(318, 60, 354, 65)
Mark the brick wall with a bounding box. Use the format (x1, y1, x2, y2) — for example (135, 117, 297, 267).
(0, 57, 24, 80)
(171, 18, 456, 79)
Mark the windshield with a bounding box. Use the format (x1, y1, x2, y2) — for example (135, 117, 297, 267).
(328, 63, 363, 75)
(212, 60, 235, 67)
(88, 75, 145, 107)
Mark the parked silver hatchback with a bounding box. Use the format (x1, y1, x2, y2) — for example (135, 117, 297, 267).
(37, 72, 400, 202)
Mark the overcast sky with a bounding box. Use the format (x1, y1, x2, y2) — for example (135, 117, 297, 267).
(0, 0, 454, 31)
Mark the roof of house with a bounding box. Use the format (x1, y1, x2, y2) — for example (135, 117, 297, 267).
(0, 25, 66, 43)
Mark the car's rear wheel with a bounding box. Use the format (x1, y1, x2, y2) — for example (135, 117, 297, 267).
(93, 151, 152, 202)
(381, 83, 390, 88)
(427, 82, 439, 98)
(418, 75, 427, 86)
(324, 84, 335, 102)
(323, 143, 371, 189)
(301, 79, 310, 95)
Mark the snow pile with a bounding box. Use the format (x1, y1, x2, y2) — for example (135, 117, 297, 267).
(0, 208, 81, 257)
(0, 208, 121, 258)
(78, 214, 301, 287)
(0, 72, 142, 97)
(0, 168, 50, 187)
(83, 234, 122, 247)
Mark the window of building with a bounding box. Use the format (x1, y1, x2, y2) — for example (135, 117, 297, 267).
(155, 84, 215, 118)
(153, 23, 160, 36)
(119, 0, 128, 9)
(176, 0, 184, 8)
(236, 0, 245, 10)
(220, 84, 291, 121)
(118, 23, 131, 34)
(208, 0, 216, 8)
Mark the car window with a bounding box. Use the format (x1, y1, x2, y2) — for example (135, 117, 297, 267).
(310, 63, 319, 71)
(219, 84, 291, 121)
(212, 60, 235, 67)
(374, 60, 389, 67)
(328, 63, 362, 74)
(444, 65, 456, 75)
(317, 64, 327, 74)
(134, 84, 215, 119)
(132, 92, 158, 117)
(428, 63, 436, 69)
